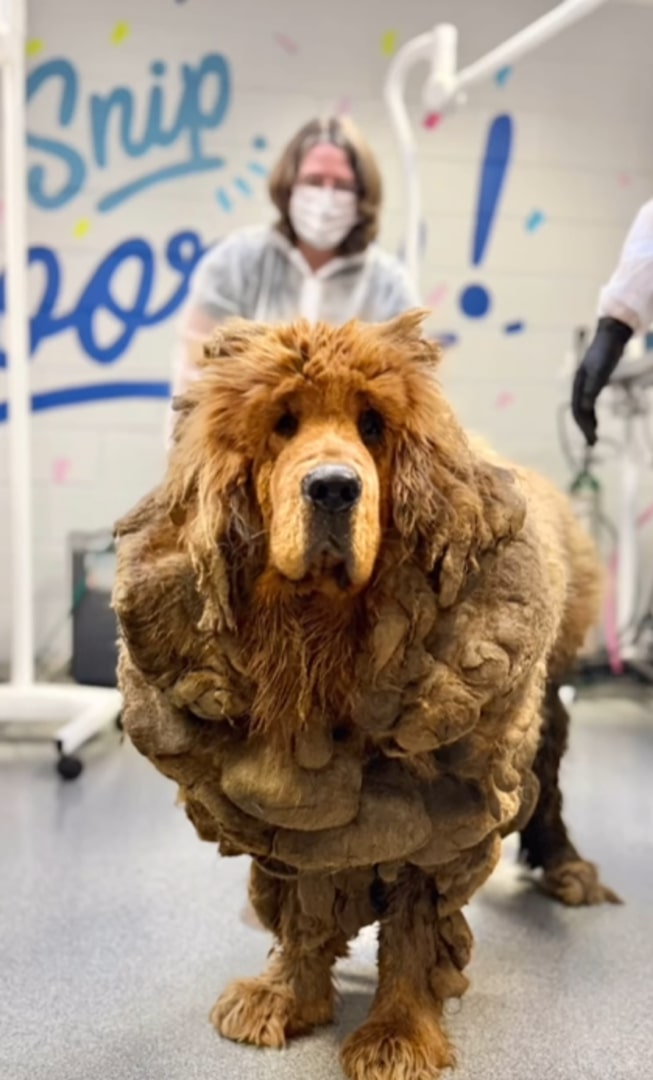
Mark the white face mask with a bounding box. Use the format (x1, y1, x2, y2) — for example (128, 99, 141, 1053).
(288, 185, 358, 252)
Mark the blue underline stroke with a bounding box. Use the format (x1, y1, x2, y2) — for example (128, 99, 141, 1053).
(0, 381, 172, 422)
(96, 157, 226, 212)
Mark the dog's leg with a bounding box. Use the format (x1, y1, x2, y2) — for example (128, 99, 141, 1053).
(340, 866, 476, 1080)
(211, 863, 347, 1048)
(519, 682, 620, 905)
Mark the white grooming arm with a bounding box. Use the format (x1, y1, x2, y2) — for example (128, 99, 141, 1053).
(385, 0, 611, 291)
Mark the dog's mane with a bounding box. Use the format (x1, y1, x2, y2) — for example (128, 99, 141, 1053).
(115, 311, 526, 744)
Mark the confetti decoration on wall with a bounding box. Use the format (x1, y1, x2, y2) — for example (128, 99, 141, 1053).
(381, 30, 398, 57)
(617, 172, 632, 187)
(234, 177, 252, 197)
(494, 390, 515, 409)
(215, 135, 269, 207)
(26, 39, 44, 58)
(495, 65, 513, 87)
(52, 458, 72, 484)
(503, 320, 525, 334)
(427, 283, 448, 308)
(525, 209, 546, 233)
(434, 332, 459, 348)
(275, 32, 298, 54)
(72, 218, 91, 239)
(110, 21, 131, 46)
(336, 96, 352, 116)
(423, 112, 441, 130)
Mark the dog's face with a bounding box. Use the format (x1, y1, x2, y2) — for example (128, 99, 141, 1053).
(167, 311, 525, 609)
(264, 401, 382, 589)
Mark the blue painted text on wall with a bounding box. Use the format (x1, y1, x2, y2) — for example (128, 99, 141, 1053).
(0, 229, 207, 367)
(27, 53, 232, 212)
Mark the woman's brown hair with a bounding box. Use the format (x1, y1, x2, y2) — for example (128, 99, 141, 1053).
(267, 116, 383, 256)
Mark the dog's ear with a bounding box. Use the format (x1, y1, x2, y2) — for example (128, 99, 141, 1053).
(374, 308, 443, 368)
(163, 442, 262, 636)
(392, 415, 526, 607)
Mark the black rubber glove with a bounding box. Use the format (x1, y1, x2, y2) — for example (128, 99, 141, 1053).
(571, 316, 633, 445)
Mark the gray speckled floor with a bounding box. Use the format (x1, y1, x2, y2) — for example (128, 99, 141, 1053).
(1, 690, 652, 1080)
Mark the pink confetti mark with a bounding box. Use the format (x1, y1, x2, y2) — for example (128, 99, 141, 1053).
(336, 96, 352, 116)
(275, 32, 298, 54)
(617, 172, 631, 187)
(494, 391, 515, 410)
(423, 112, 441, 130)
(427, 283, 448, 308)
(52, 458, 72, 484)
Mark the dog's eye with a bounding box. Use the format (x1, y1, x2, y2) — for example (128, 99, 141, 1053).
(358, 408, 385, 447)
(274, 412, 299, 439)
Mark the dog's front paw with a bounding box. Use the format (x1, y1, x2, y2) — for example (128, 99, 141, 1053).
(340, 1014, 454, 1080)
(542, 859, 622, 906)
(211, 976, 332, 1048)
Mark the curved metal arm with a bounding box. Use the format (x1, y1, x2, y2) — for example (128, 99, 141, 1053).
(384, 0, 610, 292)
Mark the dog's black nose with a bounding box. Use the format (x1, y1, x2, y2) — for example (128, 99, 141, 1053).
(303, 466, 362, 514)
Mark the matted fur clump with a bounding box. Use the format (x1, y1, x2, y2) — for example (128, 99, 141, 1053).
(114, 311, 618, 1080)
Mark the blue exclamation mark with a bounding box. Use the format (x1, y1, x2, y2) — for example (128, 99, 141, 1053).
(459, 115, 513, 319)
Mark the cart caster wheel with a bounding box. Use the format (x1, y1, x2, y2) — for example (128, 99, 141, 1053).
(57, 754, 83, 781)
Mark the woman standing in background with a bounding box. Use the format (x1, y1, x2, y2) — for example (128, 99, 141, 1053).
(168, 115, 418, 439)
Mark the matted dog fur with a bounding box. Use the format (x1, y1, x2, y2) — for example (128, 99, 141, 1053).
(114, 311, 618, 1080)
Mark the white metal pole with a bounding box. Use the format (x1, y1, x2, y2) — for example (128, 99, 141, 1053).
(384, 32, 434, 292)
(3, 0, 35, 686)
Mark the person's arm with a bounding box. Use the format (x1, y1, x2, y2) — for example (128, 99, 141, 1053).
(167, 235, 250, 447)
(572, 200, 653, 445)
(369, 254, 422, 320)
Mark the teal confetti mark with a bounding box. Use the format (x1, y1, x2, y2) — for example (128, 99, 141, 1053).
(235, 177, 252, 197)
(248, 161, 268, 177)
(525, 210, 546, 233)
(495, 66, 513, 87)
(252, 135, 268, 150)
(216, 188, 233, 212)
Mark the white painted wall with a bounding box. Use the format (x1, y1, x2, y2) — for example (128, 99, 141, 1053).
(1, 0, 653, 666)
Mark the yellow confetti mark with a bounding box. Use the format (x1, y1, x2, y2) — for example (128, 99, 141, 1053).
(72, 219, 91, 239)
(380, 29, 398, 57)
(110, 21, 131, 45)
(26, 39, 44, 58)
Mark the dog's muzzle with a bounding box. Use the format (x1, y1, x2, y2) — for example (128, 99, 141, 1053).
(301, 465, 361, 573)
